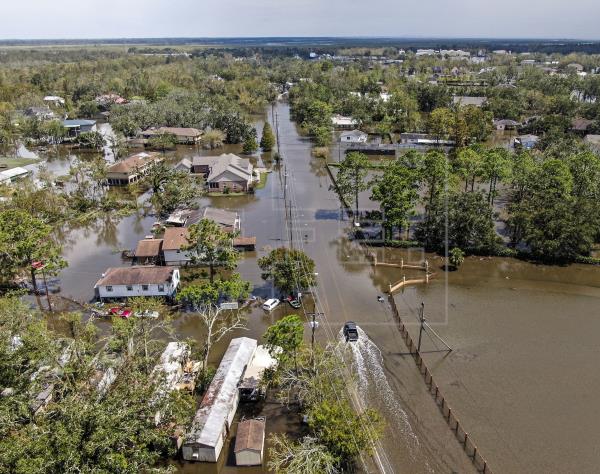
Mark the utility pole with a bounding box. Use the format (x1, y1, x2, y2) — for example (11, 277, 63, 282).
(417, 301, 425, 353)
(275, 111, 282, 161)
(307, 310, 323, 370)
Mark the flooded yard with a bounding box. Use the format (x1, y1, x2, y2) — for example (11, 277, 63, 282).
(37, 102, 600, 473)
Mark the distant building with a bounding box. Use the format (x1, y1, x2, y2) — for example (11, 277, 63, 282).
(106, 152, 162, 186)
(571, 90, 597, 104)
(331, 114, 358, 130)
(43, 95, 65, 106)
(452, 96, 487, 108)
(379, 92, 391, 102)
(94, 266, 180, 300)
(141, 127, 203, 144)
(416, 49, 436, 56)
(571, 117, 594, 135)
(340, 130, 368, 144)
(95, 93, 128, 108)
(62, 119, 97, 138)
(24, 106, 55, 120)
(182, 337, 257, 463)
(399, 133, 455, 146)
(584, 135, 600, 153)
(513, 134, 539, 150)
(567, 63, 584, 72)
(493, 119, 520, 131)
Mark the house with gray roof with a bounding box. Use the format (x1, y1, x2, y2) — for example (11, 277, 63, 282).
(192, 154, 254, 193)
(62, 119, 97, 138)
(340, 130, 368, 144)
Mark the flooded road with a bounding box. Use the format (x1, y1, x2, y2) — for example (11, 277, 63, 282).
(50, 103, 600, 473)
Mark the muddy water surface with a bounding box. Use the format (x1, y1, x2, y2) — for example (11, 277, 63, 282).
(50, 103, 600, 473)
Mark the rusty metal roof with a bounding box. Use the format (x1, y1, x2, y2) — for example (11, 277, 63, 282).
(185, 337, 257, 448)
(234, 418, 265, 453)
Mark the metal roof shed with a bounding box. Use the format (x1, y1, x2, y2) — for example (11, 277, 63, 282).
(182, 337, 257, 462)
(234, 418, 266, 466)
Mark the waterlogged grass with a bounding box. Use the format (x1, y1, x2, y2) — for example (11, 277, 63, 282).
(0, 156, 39, 169)
(254, 172, 268, 190)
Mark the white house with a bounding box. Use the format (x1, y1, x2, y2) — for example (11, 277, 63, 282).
(94, 266, 180, 300)
(340, 130, 368, 144)
(331, 114, 358, 130)
(162, 227, 195, 266)
(183, 337, 257, 463)
(43, 95, 65, 106)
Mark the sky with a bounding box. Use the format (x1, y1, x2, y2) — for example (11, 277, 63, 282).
(2, 0, 600, 40)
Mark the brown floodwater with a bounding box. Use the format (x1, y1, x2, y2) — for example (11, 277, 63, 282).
(46, 102, 600, 474)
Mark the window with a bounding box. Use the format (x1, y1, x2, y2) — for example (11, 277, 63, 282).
(126, 285, 133, 292)
(209, 182, 219, 189)
(142, 285, 149, 291)
(158, 284, 165, 292)
(106, 286, 113, 292)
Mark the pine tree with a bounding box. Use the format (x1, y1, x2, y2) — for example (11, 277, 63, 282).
(242, 130, 258, 154)
(260, 122, 275, 151)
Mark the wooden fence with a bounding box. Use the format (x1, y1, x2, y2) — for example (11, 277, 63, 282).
(388, 295, 493, 474)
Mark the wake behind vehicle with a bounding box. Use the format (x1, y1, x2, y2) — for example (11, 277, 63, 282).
(343, 321, 359, 342)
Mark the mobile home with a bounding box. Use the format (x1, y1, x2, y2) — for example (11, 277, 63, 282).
(182, 337, 257, 462)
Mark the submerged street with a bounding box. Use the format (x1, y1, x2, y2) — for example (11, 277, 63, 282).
(49, 101, 600, 474)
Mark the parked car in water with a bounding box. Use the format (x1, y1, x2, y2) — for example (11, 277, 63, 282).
(286, 296, 301, 309)
(109, 307, 132, 319)
(343, 321, 359, 342)
(262, 298, 280, 312)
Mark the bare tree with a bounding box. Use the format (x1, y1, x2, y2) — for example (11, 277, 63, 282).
(197, 304, 247, 369)
(268, 434, 339, 474)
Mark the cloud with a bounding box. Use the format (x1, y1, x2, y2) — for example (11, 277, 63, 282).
(1, 0, 599, 40)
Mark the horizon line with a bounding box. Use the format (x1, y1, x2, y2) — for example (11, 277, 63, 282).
(0, 35, 599, 43)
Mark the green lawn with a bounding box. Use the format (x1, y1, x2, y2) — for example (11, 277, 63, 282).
(254, 171, 268, 190)
(0, 157, 39, 169)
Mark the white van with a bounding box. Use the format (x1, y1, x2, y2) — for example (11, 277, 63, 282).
(262, 298, 280, 312)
